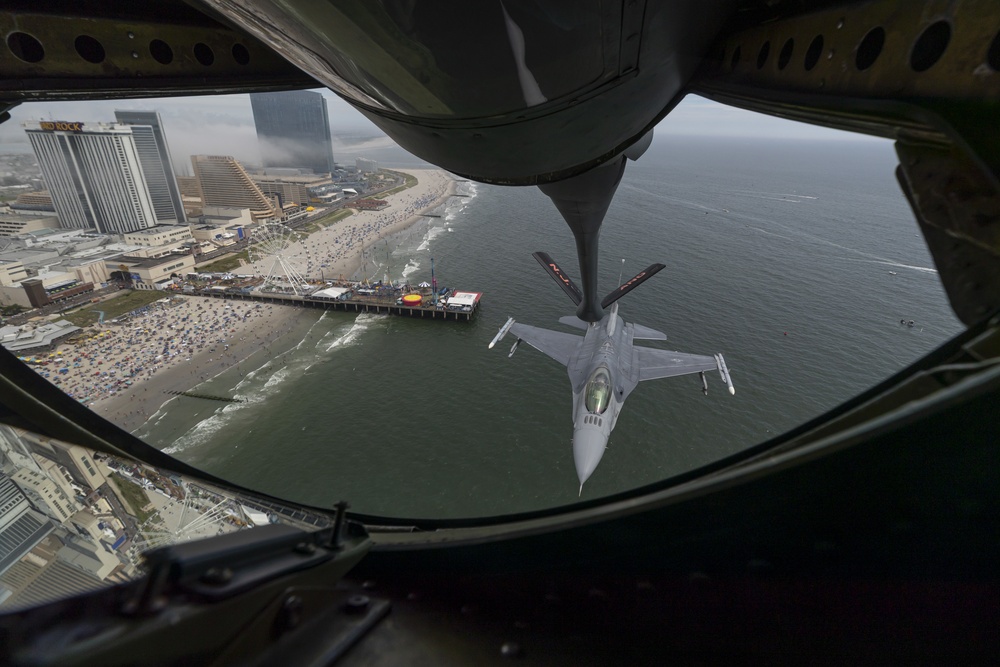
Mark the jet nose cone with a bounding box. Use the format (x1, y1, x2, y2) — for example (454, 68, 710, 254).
(573, 428, 608, 487)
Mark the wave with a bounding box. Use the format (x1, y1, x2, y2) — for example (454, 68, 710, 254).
(401, 259, 421, 279)
(842, 258, 939, 274)
(326, 312, 386, 352)
(417, 225, 446, 251)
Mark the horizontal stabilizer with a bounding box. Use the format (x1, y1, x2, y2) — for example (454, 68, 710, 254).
(558, 315, 589, 331)
(601, 263, 666, 308)
(533, 251, 582, 306)
(631, 323, 667, 340)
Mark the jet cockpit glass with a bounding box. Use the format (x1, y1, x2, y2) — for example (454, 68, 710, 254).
(585, 367, 612, 415)
(197, 0, 613, 118)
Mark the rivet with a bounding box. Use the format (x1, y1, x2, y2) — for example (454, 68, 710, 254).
(131, 51, 139, 59)
(361, 580, 377, 590)
(407, 591, 420, 601)
(344, 594, 370, 614)
(294, 542, 316, 555)
(281, 595, 304, 630)
(688, 571, 711, 590)
(127, 32, 135, 39)
(200, 566, 232, 585)
(500, 642, 522, 658)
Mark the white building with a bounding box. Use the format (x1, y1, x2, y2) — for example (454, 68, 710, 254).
(356, 157, 378, 173)
(25, 121, 158, 235)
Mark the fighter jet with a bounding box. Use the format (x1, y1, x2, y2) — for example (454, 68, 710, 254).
(491, 253, 734, 493)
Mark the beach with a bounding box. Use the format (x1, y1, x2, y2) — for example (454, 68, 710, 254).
(240, 168, 457, 283)
(34, 168, 457, 434)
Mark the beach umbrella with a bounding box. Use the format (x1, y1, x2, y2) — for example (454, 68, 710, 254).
(418, 281, 430, 287)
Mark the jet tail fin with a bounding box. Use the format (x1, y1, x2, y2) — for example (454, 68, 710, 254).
(601, 263, 666, 309)
(533, 251, 582, 305)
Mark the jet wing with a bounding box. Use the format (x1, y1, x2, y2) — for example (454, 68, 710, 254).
(636, 347, 719, 381)
(557, 315, 589, 331)
(510, 323, 581, 367)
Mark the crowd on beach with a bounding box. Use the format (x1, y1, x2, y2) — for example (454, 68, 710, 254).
(25, 299, 284, 407)
(247, 172, 453, 281)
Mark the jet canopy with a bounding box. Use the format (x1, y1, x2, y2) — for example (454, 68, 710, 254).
(585, 367, 612, 415)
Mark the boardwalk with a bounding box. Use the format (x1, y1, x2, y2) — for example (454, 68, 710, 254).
(199, 288, 483, 321)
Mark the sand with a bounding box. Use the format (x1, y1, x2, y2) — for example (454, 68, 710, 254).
(43, 168, 458, 434)
(240, 169, 458, 283)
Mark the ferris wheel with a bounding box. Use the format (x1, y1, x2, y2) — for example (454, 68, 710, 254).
(246, 222, 311, 294)
(127, 491, 236, 561)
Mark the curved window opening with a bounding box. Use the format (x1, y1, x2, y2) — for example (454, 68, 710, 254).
(989, 30, 1000, 72)
(757, 40, 770, 69)
(778, 38, 794, 70)
(0, 94, 966, 526)
(585, 368, 612, 415)
(856, 27, 885, 71)
(910, 21, 951, 72)
(804, 35, 824, 71)
(74, 35, 105, 64)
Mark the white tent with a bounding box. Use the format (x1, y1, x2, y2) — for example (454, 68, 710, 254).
(313, 286, 351, 299)
(446, 292, 478, 307)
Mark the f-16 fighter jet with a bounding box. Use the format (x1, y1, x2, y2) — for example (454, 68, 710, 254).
(490, 253, 735, 493)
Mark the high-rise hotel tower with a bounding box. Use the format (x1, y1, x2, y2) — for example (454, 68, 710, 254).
(24, 121, 157, 235)
(114, 111, 186, 225)
(250, 90, 336, 175)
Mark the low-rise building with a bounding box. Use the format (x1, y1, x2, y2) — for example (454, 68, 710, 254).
(0, 320, 81, 354)
(122, 225, 194, 258)
(0, 260, 28, 287)
(0, 213, 60, 237)
(107, 253, 196, 290)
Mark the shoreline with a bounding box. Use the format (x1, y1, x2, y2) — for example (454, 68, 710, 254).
(89, 301, 318, 433)
(83, 168, 459, 434)
(238, 168, 458, 285)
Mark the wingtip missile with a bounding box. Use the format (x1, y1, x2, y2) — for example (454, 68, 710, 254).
(488, 316, 515, 349)
(715, 354, 735, 396)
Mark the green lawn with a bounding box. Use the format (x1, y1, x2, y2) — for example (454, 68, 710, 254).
(109, 474, 156, 524)
(63, 290, 166, 327)
(198, 249, 250, 273)
(376, 170, 418, 197)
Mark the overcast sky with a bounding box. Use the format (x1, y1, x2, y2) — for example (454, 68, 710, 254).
(0, 90, 878, 169)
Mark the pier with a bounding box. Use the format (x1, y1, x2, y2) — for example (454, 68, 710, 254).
(197, 288, 482, 321)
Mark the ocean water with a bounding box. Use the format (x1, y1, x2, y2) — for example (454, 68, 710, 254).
(138, 135, 963, 519)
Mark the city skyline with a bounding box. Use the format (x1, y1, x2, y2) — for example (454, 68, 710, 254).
(0, 92, 881, 166)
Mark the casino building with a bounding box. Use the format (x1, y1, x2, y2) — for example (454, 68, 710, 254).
(113, 111, 187, 225)
(249, 90, 336, 175)
(24, 121, 158, 235)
